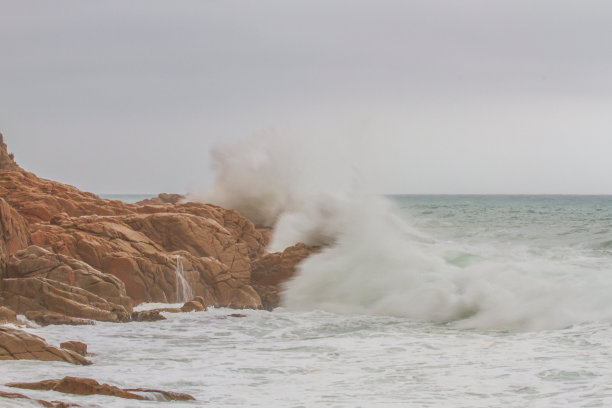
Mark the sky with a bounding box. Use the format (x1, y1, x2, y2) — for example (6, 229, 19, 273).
(1, 0, 612, 194)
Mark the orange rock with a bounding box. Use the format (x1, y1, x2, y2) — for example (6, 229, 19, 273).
(9, 376, 195, 401)
(0, 390, 79, 408)
(7, 245, 132, 311)
(1, 277, 129, 322)
(0, 327, 91, 365)
(60, 341, 87, 356)
(180, 300, 205, 312)
(25, 311, 95, 326)
(0, 305, 18, 325)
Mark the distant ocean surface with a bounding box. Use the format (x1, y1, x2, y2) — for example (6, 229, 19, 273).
(4, 195, 612, 407)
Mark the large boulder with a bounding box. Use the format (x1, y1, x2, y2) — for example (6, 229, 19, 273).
(0, 327, 91, 365)
(0, 277, 130, 322)
(6, 245, 132, 310)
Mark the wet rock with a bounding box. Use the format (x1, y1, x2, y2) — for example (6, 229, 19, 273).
(60, 341, 87, 356)
(228, 313, 246, 318)
(0, 390, 78, 407)
(0, 327, 91, 365)
(9, 376, 195, 401)
(131, 310, 166, 322)
(180, 300, 205, 312)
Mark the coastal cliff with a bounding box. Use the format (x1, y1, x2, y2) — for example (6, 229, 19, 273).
(0, 133, 314, 316)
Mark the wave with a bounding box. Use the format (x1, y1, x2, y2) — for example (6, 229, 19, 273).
(194, 131, 612, 330)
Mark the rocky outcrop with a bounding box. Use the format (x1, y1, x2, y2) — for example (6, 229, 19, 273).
(31, 212, 262, 307)
(251, 243, 319, 310)
(0, 133, 315, 317)
(0, 327, 91, 364)
(0, 133, 20, 171)
(9, 377, 195, 401)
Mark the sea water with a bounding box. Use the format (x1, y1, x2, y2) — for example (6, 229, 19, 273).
(3, 195, 612, 407)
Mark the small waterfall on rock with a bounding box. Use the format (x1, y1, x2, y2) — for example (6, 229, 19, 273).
(174, 255, 193, 302)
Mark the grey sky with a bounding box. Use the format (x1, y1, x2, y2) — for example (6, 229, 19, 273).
(1, 0, 611, 194)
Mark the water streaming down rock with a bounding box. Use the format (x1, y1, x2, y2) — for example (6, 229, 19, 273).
(174, 256, 193, 302)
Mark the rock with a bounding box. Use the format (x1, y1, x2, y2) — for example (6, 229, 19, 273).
(192, 295, 209, 307)
(150, 307, 182, 313)
(0, 134, 319, 312)
(7, 245, 132, 311)
(124, 388, 196, 401)
(60, 341, 87, 356)
(0, 197, 30, 274)
(229, 313, 246, 318)
(0, 305, 18, 325)
(251, 243, 319, 310)
(180, 300, 205, 312)
(0, 327, 91, 365)
(9, 377, 195, 401)
(131, 310, 166, 322)
(25, 311, 95, 326)
(1, 277, 130, 322)
(31, 212, 262, 307)
(0, 133, 21, 171)
(135, 193, 184, 205)
(0, 390, 78, 408)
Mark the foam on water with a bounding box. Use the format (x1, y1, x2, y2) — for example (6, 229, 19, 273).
(195, 132, 612, 330)
(4, 309, 612, 407)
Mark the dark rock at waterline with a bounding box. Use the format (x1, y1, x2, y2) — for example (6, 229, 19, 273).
(131, 310, 166, 322)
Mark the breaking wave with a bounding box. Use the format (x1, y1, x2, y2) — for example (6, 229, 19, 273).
(193, 131, 612, 330)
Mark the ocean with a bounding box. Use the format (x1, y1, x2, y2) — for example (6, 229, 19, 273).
(3, 195, 612, 407)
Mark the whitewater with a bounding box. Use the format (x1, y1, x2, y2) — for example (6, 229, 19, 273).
(3, 194, 612, 407)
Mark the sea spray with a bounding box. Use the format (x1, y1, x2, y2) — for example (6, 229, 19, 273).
(174, 255, 193, 302)
(193, 131, 612, 330)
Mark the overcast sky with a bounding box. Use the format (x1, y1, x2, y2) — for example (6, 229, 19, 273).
(1, 0, 612, 194)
